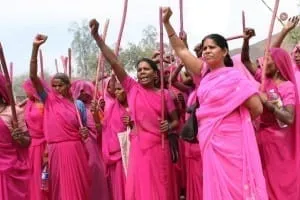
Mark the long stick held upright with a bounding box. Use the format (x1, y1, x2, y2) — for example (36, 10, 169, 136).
(179, 0, 184, 33)
(94, 19, 110, 101)
(242, 10, 246, 32)
(55, 59, 59, 73)
(9, 62, 13, 84)
(159, 7, 165, 149)
(261, 0, 280, 91)
(68, 48, 72, 79)
(39, 49, 44, 79)
(114, 0, 129, 57)
(0, 43, 18, 128)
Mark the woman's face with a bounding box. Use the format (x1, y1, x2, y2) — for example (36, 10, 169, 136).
(114, 83, 126, 103)
(78, 91, 92, 104)
(265, 54, 277, 78)
(137, 61, 157, 87)
(51, 78, 70, 96)
(293, 50, 300, 66)
(202, 38, 227, 68)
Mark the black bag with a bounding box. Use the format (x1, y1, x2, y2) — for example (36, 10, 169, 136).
(180, 100, 199, 143)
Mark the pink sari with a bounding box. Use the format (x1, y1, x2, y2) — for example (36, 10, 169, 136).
(71, 80, 110, 200)
(23, 80, 48, 200)
(184, 90, 203, 200)
(42, 89, 90, 200)
(122, 76, 179, 200)
(102, 95, 127, 200)
(196, 67, 268, 200)
(0, 74, 30, 200)
(255, 48, 300, 199)
(0, 106, 30, 200)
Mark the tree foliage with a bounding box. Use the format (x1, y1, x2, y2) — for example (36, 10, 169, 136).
(69, 21, 168, 78)
(69, 20, 98, 78)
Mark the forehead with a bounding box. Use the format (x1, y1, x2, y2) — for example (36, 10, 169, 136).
(203, 38, 217, 46)
(51, 78, 65, 85)
(137, 61, 152, 69)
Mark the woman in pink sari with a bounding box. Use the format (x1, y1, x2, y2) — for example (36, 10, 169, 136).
(71, 80, 109, 200)
(0, 74, 31, 200)
(100, 75, 129, 200)
(163, 7, 268, 200)
(23, 79, 48, 200)
(270, 16, 300, 101)
(29, 34, 90, 200)
(90, 19, 180, 200)
(242, 28, 300, 199)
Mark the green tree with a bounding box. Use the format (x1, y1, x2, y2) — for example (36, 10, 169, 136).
(69, 20, 98, 78)
(70, 22, 169, 78)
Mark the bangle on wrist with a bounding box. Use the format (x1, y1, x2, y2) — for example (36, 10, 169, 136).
(168, 32, 176, 38)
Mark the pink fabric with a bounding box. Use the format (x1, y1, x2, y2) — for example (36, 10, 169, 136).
(232, 54, 260, 89)
(184, 90, 203, 200)
(23, 80, 47, 200)
(71, 80, 110, 200)
(196, 67, 268, 200)
(121, 75, 179, 200)
(0, 107, 30, 200)
(256, 48, 300, 199)
(102, 97, 127, 200)
(71, 80, 94, 101)
(43, 89, 90, 200)
(86, 111, 110, 200)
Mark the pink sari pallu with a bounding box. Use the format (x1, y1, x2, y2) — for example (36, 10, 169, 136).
(196, 67, 268, 200)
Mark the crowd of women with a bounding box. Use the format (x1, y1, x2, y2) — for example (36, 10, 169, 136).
(0, 6, 300, 200)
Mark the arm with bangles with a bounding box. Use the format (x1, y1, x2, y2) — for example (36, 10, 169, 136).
(162, 7, 203, 76)
(89, 19, 128, 83)
(259, 93, 295, 125)
(29, 34, 48, 98)
(271, 16, 299, 48)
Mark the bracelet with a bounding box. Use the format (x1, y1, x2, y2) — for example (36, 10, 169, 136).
(168, 32, 176, 38)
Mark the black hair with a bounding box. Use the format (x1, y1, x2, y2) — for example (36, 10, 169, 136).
(136, 58, 159, 72)
(52, 73, 71, 85)
(136, 58, 160, 88)
(201, 34, 233, 67)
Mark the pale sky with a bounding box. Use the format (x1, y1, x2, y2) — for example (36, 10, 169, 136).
(0, 0, 298, 77)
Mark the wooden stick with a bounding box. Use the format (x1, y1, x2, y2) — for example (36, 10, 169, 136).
(114, 0, 128, 57)
(55, 59, 59, 73)
(9, 62, 13, 84)
(261, 0, 280, 91)
(226, 34, 244, 41)
(242, 10, 246, 32)
(94, 19, 110, 101)
(159, 7, 165, 149)
(0, 43, 18, 128)
(179, 0, 184, 33)
(260, 0, 284, 26)
(39, 49, 44, 80)
(68, 48, 72, 79)
(61, 56, 68, 74)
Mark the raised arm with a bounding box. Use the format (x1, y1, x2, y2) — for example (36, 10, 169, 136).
(170, 64, 192, 92)
(241, 28, 258, 76)
(162, 7, 203, 75)
(89, 19, 127, 83)
(272, 16, 299, 48)
(29, 34, 47, 94)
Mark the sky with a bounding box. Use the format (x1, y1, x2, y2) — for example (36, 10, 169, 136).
(0, 0, 298, 77)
